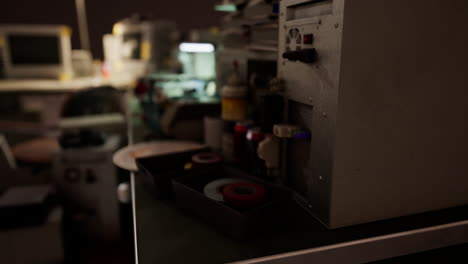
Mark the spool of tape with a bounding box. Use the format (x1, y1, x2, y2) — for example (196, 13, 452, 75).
(192, 152, 223, 165)
(222, 182, 265, 208)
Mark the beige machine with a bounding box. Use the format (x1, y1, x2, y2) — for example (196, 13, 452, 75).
(0, 24, 73, 79)
(105, 16, 179, 77)
(53, 135, 122, 240)
(278, 0, 468, 228)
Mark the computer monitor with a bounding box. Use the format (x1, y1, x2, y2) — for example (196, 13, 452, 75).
(110, 18, 179, 75)
(113, 21, 151, 62)
(178, 42, 216, 80)
(0, 24, 73, 79)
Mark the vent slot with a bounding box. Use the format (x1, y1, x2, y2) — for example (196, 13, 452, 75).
(287, 0, 333, 21)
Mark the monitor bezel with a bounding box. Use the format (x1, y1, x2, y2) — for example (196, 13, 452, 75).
(0, 24, 73, 79)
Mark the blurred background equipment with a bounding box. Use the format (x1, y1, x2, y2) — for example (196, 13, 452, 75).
(178, 42, 215, 79)
(0, 1, 223, 263)
(160, 102, 221, 141)
(0, 134, 16, 170)
(203, 116, 223, 151)
(0, 188, 63, 264)
(53, 134, 122, 241)
(53, 86, 127, 241)
(0, 135, 63, 264)
(0, 24, 74, 79)
(105, 15, 180, 78)
(75, 0, 91, 52)
(71, 49, 94, 77)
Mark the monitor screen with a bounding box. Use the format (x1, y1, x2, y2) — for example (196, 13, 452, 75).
(8, 35, 60, 65)
(178, 43, 216, 79)
(122, 32, 142, 60)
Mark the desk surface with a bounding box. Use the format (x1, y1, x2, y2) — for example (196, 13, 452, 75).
(134, 174, 468, 264)
(126, 95, 468, 263)
(0, 76, 135, 93)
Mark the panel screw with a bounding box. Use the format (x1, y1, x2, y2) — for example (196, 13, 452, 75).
(308, 204, 313, 208)
(334, 23, 339, 28)
(308, 97, 313, 103)
(319, 175, 323, 181)
(322, 112, 327, 117)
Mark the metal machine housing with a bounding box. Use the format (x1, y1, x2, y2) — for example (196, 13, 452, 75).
(278, 0, 468, 228)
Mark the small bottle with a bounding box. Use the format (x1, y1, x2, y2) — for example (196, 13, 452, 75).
(221, 61, 248, 121)
(233, 121, 249, 165)
(246, 127, 266, 177)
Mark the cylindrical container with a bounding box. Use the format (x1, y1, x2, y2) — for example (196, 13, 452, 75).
(221, 85, 248, 121)
(246, 127, 265, 148)
(233, 122, 249, 164)
(204, 116, 223, 150)
(221, 121, 235, 162)
(222, 133, 234, 162)
(246, 127, 266, 176)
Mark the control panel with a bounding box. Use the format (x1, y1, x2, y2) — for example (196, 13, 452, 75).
(278, 0, 343, 106)
(283, 29, 316, 63)
(278, 0, 344, 225)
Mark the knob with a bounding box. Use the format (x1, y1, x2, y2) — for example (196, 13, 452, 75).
(282, 48, 317, 63)
(282, 51, 299, 61)
(297, 48, 317, 63)
(303, 34, 314, 45)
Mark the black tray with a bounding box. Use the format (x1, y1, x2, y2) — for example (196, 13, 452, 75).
(136, 147, 210, 199)
(172, 165, 292, 241)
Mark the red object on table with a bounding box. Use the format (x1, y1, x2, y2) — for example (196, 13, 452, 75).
(233, 122, 249, 164)
(222, 182, 266, 208)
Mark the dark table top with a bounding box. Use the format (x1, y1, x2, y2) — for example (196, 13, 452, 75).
(127, 93, 468, 264)
(134, 172, 468, 264)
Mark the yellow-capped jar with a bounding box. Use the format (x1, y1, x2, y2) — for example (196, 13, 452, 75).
(221, 85, 247, 121)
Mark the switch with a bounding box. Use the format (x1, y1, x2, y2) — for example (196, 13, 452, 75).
(303, 34, 314, 45)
